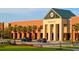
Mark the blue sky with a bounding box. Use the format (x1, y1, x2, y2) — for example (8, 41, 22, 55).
(0, 8, 79, 23)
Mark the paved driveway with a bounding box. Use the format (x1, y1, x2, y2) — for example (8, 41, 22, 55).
(13, 40, 79, 48)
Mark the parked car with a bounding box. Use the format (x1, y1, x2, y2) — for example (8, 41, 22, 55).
(42, 38, 47, 43)
(23, 37, 27, 42)
(37, 39, 42, 42)
(9, 40, 16, 45)
(27, 38, 32, 42)
(37, 38, 47, 43)
(20, 37, 32, 42)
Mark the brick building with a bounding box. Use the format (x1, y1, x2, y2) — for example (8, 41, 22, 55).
(0, 8, 79, 42)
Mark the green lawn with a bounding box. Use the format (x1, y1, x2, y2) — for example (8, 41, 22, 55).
(0, 45, 74, 51)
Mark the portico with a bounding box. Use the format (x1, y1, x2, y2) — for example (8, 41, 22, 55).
(43, 18, 64, 41)
(43, 8, 75, 42)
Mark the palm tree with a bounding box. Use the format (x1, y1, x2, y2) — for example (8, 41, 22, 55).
(16, 26, 23, 39)
(38, 25, 43, 32)
(32, 25, 37, 39)
(32, 25, 37, 32)
(37, 25, 43, 39)
(74, 23, 79, 40)
(8, 26, 14, 39)
(17, 26, 22, 32)
(22, 26, 28, 37)
(71, 23, 79, 47)
(13, 25, 17, 32)
(12, 25, 18, 44)
(9, 26, 13, 31)
(27, 26, 33, 38)
(27, 26, 33, 33)
(13, 25, 17, 38)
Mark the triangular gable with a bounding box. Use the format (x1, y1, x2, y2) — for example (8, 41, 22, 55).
(44, 9, 60, 19)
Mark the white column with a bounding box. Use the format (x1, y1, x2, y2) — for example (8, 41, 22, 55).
(48, 24, 51, 41)
(43, 24, 46, 38)
(53, 24, 57, 41)
(13, 32, 15, 39)
(12, 31, 15, 39)
(59, 20, 63, 41)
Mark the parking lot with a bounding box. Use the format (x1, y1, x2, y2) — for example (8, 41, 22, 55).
(0, 39, 79, 48)
(9, 39, 79, 47)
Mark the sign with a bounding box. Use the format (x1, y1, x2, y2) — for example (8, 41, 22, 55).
(48, 21, 55, 23)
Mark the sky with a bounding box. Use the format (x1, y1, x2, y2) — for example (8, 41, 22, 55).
(0, 8, 79, 23)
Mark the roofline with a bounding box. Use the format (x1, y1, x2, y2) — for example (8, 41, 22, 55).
(43, 8, 51, 19)
(52, 8, 62, 19)
(52, 8, 70, 11)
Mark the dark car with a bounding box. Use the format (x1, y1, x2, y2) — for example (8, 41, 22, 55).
(8, 40, 16, 45)
(37, 38, 47, 43)
(27, 38, 32, 42)
(42, 38, 47, 43)
(20, 37, 32, 42)
(37, 38, 42, 42)
(23, 37, 28, 42)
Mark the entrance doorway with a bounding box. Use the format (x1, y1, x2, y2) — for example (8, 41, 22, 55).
(29, 33, 32, 38)
(40, 33, 43, 38)
(15, 32, 17, 39)
(24, 32, 26, 37)
(56, 24, 59, 41)
(35, 33, 37, 39)
(46, 33, 48, 39)
(11, 33, 13, 39)
(20, 33, 22, 38)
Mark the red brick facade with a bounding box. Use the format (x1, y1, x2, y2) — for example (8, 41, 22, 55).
(10, 20, 43, 39)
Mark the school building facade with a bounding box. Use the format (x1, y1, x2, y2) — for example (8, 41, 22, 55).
(1, 8, 79, 42)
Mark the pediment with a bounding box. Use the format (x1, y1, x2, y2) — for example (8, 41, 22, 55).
(44, 9, 60, 19)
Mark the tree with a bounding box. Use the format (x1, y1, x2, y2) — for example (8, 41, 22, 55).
(37, 25, 43, 39)
(27, 26, 33, 33)
(0, 30, 4, 39)
(16, 26, 22, 33)
(32, 25, 37, 39)
(22, 26, 28, 37)
(0, 22, 4, 39)
(8, 26, 13, 31)
(0, 28, 11, 39)
(12, 25, 18, 44)
(8, 26, 14, 39)
(38, 25, 43, 32)
(74, 23, 79, 40)
(27, 26, 33, 38)
(32, 25, 37, 33)
(71, 23, 79, 47)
